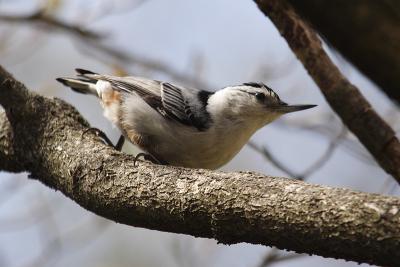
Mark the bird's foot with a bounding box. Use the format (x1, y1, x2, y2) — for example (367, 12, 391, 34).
(114, 135, 125, 151)
(133, 152, 163, 167)
(83, 128, 124, 151)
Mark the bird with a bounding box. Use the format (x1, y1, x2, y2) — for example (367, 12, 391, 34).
(57, 69, 316, 169)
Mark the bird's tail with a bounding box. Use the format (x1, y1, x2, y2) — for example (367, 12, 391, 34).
(56, 69, 100, 96)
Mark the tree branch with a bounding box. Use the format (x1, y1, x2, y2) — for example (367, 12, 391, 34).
(0, 66, 400, 266)
(287, 0, 400, 104)
(254, 0, 400, 182)
(0, 9, 102, 40)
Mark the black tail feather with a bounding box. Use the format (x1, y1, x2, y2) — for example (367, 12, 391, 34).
(56, 77, 69, 86)
(56, 77, 97, 95)
(75, 68, 98, 76)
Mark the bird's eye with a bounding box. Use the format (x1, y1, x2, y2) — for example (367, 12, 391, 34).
(255, 92, 265, 101)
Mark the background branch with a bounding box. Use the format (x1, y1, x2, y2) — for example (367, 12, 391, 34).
(0, 66, 400, 266)
(254, 0, 400, 182)
(257, 248, 305, 267)
(0, 9, 209, 89)
(248, 126, 345, 180)
(287, 0, 400, 104)
(0, 9, 102, 39)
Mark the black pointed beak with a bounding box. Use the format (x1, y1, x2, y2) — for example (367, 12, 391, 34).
(271, 104, 317, 113)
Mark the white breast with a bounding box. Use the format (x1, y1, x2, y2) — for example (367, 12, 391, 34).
(100, 87, 269, 169)
(146, 122, 259, 169)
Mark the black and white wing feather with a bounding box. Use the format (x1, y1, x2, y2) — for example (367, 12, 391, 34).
(77, 70, 213, 130)
(161, 82, 213, 130)
(161, 82, 191, 124)
(160, 82, 214, 130)
(160, 83, 213, 130)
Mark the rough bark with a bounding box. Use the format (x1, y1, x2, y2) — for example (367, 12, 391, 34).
(287, 0, 400, 104)
(1, 67, 400, 266)
(254, 0, 400, 182)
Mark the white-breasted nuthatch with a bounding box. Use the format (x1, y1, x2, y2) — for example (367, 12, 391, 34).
(57, 69, 316, 169)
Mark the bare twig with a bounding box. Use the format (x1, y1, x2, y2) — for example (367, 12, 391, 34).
(247, 141, 298, 178)
(248, 126, 346, 180)
(275, 119, 376, 165)
(0, 8, 209, 89)
(301, 126, 346, 178)
(257, 248, 305, 267)
(0, 9, 102, 39)
(78, 39, 210, 88)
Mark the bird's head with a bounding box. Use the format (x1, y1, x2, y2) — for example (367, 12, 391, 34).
(208, 82, 316, 125)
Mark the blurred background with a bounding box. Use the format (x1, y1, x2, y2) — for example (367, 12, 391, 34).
(0, 0, 399, 266)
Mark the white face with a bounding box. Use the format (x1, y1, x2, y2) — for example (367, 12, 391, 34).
(222, 84, 285, 117)
(206, 83, 287, 129)
(207, 83, 315, 129)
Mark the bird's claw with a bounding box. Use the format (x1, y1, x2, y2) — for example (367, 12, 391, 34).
(82, 128, 124, 151)
(133, 152, 162, 167)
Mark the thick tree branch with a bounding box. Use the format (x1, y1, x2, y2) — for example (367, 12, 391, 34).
(254, 0, 400, 182)
(0, 66, 400, 266)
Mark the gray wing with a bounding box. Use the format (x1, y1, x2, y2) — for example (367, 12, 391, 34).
(161, 82, 193, 125)
(161, 82, 213, 130)
(94, 74, 212, 130)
